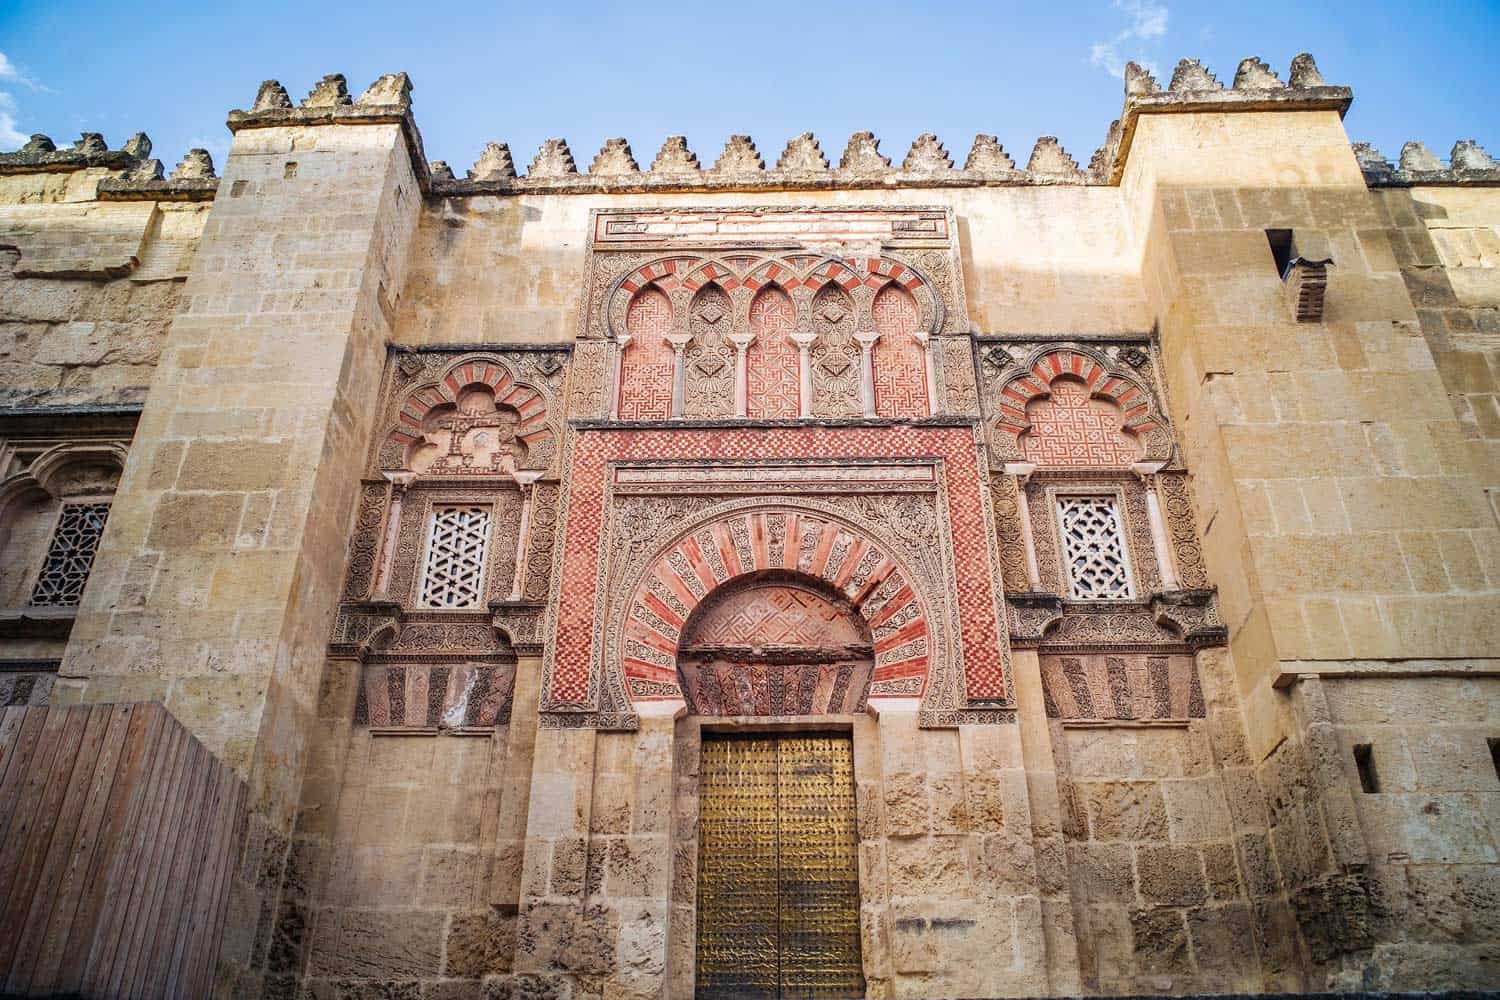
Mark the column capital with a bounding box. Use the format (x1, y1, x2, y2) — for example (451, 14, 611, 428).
(854, 330, 881, 350)
(382, 470, 417, 494)
(789, 331, 818, 350)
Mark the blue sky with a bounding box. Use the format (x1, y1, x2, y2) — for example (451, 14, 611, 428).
(1, 2, 1495, 173)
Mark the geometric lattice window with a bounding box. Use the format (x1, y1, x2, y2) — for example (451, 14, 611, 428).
(419, 505, 491, 609)
(29, 501, 111, 607)
(1056, 495, 1134, 600)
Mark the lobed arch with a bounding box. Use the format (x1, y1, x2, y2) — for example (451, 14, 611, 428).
(605, 252, 946, 341)
(990, 346, 1172, 465)
(383, 356, 555, 474)
(615, 507, 934, 710)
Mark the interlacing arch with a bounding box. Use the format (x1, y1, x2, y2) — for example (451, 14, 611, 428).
(618, 508, 933, 707)
(991, 347, 1172, 465)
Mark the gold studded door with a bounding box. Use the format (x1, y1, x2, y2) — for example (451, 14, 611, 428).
(696, 733, 863, 1000)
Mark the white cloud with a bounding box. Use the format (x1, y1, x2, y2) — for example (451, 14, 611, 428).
(0, 92, 26, 149)
(0, 52, 45, 91)
(1088, 0, 1169, 78)
(0, 51, 43, 151)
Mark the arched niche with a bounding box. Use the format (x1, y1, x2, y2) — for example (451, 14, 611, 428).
(676, 571, 874, 717)
(618, 283, 675, 421)
(382, 357, 555, 476)
(991, 348, 1172, 465)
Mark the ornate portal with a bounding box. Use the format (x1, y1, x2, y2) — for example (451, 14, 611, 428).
(696, 733, 863, 1000)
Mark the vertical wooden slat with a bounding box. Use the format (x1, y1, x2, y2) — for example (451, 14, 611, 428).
(167, 762, 232, 997)
(142, 741, 215, 998)
(87, 714, 186, 996)
(110, 722, 194, 998)
(0, 702, 248, 998)
(6, 705, 114, 993)
(0, 706, 85, 971)
(29, 703, 135, 992)
(0, 708, 50, 854)
(189, 779, 246, 999)
(0, 708, 30, 791)
(60, 703, 164, 996)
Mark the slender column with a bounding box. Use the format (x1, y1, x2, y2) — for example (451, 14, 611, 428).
(1005, 462, 1042, 590)
(729, 332, 755, 418)
(1133, 463, 1179, 590)
(790, 331, 817, 418)
(509, 471, 544, 600)
(373, 471, 415, 597)
(914, 331, 939, 417)
(610, 333, 632, 420)
(854, 331, 880, 417)
(666, 333, 692, 419)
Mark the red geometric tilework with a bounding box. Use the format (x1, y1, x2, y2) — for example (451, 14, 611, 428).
(871, 283, 929, 419)
(618, 285, 674, 420)
(549, 425, 1008, 708)
(1022, 378, 1143, 467)
(746, 286, 800, 419)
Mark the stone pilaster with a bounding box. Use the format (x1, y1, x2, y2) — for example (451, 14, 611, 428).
(53, 77, 424, 991)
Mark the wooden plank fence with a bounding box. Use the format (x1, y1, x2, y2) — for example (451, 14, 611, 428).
(0, 702, 247, 998)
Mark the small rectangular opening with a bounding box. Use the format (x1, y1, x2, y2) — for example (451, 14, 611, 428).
(1353, 743, 1379, 793)
(1489, 738, 1500, 784)
(1266, 229, 1295, 279)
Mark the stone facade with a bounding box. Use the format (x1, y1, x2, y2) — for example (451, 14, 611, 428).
(0, 54, 1497, 999)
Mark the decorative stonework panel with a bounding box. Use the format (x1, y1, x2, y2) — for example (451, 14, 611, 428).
(354, 661, 517, 727)
(683, 283, 736, 419)
(29, 501, 110, 607)
(871, 283, 928, 418)
(378, 351, 565, 475)
(682, 659, 872, 717)
(543, 427, 1014, 729)
(419, 506, 492, 609)
(746, 286, 799, 419)
(980, 344, 1172, 466)
(583, 209, 972, 426)
(810, 284, 861, 418)
(1023, 378, 1142, 467)
(619, 285, 674, 420)
(1056, 495, 1133, 600)
(1039, 652, 1203, 721)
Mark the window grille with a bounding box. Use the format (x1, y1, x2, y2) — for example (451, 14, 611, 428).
(30, 501, 111, 607)
(1056, 495, 1134, 600)
(419, 505, 492, 609)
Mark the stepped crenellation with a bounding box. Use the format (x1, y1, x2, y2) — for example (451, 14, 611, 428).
(8, 57, 1494, 195)
(649, 134, 700, 174)
(589, 137, 639, 176)
(1025, 136, 1085, 180)
(469, 141, 518, 180)
(527, 137, 578, 178)
(963, 134, 1016, 174)
(1353, 138, 1500, 186)
(776, 132, 829, 172)
(713, 134, 764, 173)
